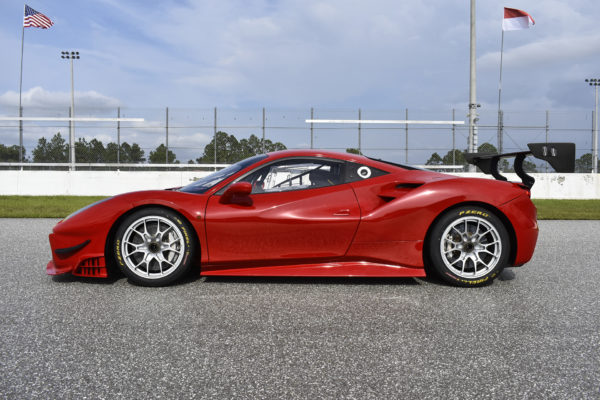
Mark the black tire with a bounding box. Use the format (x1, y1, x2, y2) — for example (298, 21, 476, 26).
(113, 207, 196, 286)
(427, 206, 510, 287)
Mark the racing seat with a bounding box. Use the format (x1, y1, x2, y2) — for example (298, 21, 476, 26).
(309, 169, 334, 187)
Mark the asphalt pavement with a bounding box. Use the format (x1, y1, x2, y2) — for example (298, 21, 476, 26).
(0, 219, 599, 399)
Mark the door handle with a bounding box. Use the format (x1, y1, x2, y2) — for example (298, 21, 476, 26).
(333, 209, 351, 216)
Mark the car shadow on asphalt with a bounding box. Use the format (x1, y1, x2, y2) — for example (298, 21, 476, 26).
(50, 272, 205, 287)
(202, 276, 424, 286)
(50, 268, 519, 287)
(51, 274, 122, 285)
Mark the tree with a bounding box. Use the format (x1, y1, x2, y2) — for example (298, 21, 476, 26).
(149, 143, 178, 164)
(477, 142, 497, 154)
(32, 132, 68, 162)
(75, 138, 107, 163)
(30, 134, 146, 164)
(441, 149, 467, 166)
(0, 144, 25, 162)
(197, 131, 240, 164)
(425, 152, 443, 166)
(239, 134, 286, 159)
(575, 153, 599, 173)
(197, 132, 286, 164)
(346, 148, 362, 155)
(120, 142, 146, 163)
(105, 142, 120, 162)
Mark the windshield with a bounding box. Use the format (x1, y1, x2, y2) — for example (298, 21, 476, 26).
(180, 154, 268, 194)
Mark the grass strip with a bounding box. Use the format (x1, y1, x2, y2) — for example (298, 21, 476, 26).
(0, 196, 106, 218)
(0, 196, 599, 219)
(532, 199, 600, 220)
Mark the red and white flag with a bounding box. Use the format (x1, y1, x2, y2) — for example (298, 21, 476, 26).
(502, 7, 535, 31)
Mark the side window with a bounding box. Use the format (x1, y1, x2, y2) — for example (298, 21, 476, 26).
(240, 159, 344, 193)
(344, 162, 389, 183)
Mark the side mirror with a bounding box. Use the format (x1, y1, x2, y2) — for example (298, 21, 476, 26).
(220, 182, 253, 205)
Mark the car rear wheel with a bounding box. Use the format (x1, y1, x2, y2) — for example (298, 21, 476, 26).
(113, 208, 195, 286)
(427, 206, 510, 287)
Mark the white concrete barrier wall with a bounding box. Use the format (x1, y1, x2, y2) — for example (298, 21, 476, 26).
(0, 171, 599, 199)
(0, 170, 213, 196)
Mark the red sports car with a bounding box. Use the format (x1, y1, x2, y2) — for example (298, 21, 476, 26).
(47, 143, 574, 287)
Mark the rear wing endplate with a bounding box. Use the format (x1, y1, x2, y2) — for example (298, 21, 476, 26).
(465, 143, 575, 189)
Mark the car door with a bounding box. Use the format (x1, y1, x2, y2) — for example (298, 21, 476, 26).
(204, 158, 360, 263)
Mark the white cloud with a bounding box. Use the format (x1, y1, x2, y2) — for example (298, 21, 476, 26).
(0, 86, 121, 109)
(3, 0, 600, 112)
(479, 33, 600, 70)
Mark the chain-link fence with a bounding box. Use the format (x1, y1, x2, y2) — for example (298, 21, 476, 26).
(0, 106, 598, 172)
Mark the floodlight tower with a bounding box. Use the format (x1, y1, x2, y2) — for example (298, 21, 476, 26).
(585, 78, 599, 173)
(468, 0, 478, 172)
(61, 51, 80, 170)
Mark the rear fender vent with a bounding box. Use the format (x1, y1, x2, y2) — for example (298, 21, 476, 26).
(377, 182, 424, 202)
(396, 183, 423, 189)
(74, 256, 108, 278)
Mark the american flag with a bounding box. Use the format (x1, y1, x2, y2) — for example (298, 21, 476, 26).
(23, 5, 54, 29)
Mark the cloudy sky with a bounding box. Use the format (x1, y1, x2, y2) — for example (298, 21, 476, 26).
(0, 0, 599, 112)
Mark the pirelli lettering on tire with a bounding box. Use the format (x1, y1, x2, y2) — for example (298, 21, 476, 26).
(458, 210, 489, 218)
(115, 239, 124, 266)
(180, 226, 191, 265)
(446, 271, 499, 285)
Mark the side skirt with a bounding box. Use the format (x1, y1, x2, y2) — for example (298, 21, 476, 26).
(201, 261, 426, 278)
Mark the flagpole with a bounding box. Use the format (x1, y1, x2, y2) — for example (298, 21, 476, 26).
(18, 4, 25, 163)
(497, 29, 504, 154)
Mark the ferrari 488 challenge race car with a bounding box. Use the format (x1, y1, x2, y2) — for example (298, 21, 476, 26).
(47, 143, 574, 287)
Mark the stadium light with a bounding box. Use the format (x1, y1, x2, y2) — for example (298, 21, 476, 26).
(61, 51, 80, 170)
(585, 78, 599, 173)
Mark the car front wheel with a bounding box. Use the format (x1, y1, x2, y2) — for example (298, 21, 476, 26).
(427, 206, 510, 287)
(113, 208, 195, 286)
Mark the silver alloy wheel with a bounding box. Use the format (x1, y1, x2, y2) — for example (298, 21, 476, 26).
(121, 216, 185, 280)
(439, 216, 502, 279)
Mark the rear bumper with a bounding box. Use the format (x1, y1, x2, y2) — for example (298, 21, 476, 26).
(499, 194, 539, 266)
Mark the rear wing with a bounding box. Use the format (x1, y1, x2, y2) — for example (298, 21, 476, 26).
(465, 143, 575, 189)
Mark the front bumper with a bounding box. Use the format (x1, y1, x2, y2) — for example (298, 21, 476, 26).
(47, 231, 108, 278)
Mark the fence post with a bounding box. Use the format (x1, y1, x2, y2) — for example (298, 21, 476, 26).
(117, 107, 120, 164)
(310, 107, 314, 149)
(358, 108, 362, 154)
(498, 110, 504, 153)
(591, 107, 598, 174)
(545, 110, 550, 173)
(405, 108, 409, 163)
(69, 106, 74, 170)
(19, 106, 23, 164)
(165, 107, 169, 163)
(262, 107, 266, 154)
(214, 107, 218, 170)
(452, 108, 456, 166)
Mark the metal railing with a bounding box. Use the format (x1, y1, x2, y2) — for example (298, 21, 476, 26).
(1, 106, 598, 172)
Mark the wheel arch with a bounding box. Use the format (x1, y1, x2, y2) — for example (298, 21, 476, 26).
(104, 204, 201, 272)
(423, 201, 518, 273)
